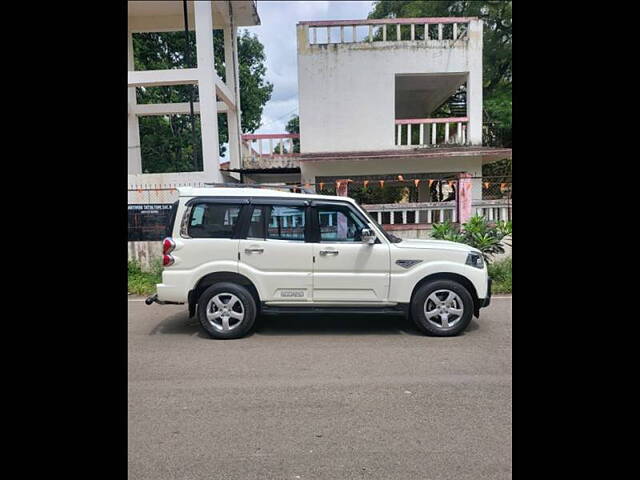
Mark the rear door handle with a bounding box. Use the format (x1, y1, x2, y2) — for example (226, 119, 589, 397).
(319, 250, 339, 256)
(244, 248, 264, 254)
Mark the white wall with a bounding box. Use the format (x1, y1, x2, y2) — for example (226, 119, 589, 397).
(296, 20, 483, 154)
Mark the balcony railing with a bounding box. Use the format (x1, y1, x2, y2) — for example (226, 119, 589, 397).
(241, 133, 300, 169)
(299, 17, 475, 46)
(395, 117, 468, 147)
(241, 133, 299, 158)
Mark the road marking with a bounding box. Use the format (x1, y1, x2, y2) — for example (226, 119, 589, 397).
(492, 296, 512, 299)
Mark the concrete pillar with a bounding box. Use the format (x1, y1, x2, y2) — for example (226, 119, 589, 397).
(127, 31, 142, 174)
(224, 19, 242, 172)
(194, 0, 223, 182)
(467, 19, 483, 146)
(417, 181, 430, 202)
(457, 172, 473, 225)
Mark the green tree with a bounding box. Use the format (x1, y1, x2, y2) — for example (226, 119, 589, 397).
(285, 115, 300, 153)
(368, 1, 512, 147)
(272, 115, 300, 154)
(133, 29, 273, 172)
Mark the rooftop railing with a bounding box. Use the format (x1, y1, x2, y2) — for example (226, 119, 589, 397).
(299, 17, 476, 46)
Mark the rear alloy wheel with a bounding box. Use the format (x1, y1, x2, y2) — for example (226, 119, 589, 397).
(197, 282, 256, 339)
(411, 280, 474, 336)
(206, 293, 245, 332)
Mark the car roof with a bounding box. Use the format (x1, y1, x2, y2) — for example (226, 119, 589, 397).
(177, 186, 357, 204)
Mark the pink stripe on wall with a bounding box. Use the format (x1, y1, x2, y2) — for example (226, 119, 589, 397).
(395, 117, 468, 125)
(298, 18, 477, 27)
(241, 133, 300, 140)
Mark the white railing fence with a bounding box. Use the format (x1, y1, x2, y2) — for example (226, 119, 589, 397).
(241, 133, 300, 160)
(362, 199, 511, 226)
(300, 18, 475, 46)
(395, 117, 468, 147)
(473, 200, 512, 222)
(363, 201, 457, 225)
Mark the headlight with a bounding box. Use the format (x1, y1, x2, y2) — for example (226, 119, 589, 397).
(466, 252, 484, 269)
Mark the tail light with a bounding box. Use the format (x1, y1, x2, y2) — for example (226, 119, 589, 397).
(162, 237, 176, 255)
(162, 254, 175, 267)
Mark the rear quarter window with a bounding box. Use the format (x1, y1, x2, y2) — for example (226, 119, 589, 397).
(187, 203, 241, 238)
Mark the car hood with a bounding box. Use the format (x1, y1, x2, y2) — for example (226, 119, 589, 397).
(394, 238, 477, 254)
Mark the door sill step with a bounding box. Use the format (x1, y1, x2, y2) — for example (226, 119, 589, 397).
(260, 303, 409, 316)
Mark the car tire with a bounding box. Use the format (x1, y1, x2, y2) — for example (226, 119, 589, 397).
(197, 282, 257, 339)
(411, 279, 474, 337)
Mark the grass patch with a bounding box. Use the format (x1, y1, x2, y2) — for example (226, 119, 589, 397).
(128, 259, 162, 296)
(488, 257, 511, 294)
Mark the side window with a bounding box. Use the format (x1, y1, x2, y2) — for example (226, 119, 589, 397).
(247, 206, 266, 239)
(267, 205, 306, 241)
(188, 203, 241, 239)
(317, 205, 366, 242)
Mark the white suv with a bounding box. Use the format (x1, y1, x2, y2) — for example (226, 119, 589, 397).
(146, 187, 491, 339)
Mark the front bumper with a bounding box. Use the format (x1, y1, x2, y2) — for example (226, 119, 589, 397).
(480, 277, 492, 308)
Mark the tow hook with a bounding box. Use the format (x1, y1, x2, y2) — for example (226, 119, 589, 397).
(145, 294, 158, 305)
(144, 293, 183, 306)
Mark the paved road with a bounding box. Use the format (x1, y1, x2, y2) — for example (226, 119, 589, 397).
(128, 297, 512, 480)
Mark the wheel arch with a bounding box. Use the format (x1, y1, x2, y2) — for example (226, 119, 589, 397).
(190, 272, 261, 317)
(410, 272, 481, 317)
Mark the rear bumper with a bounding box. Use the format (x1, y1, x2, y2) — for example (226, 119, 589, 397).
(145, 292, 184, 306)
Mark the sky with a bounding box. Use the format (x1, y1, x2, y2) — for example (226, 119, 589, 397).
(244, 1, 375, 135)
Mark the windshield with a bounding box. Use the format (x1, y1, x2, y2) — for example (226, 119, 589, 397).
(359, 206, 403, 243)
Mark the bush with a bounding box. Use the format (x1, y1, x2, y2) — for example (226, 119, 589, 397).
(431, 215, 512, 263)
(128, 259, 163, 295)
(488, 257, 512, 294)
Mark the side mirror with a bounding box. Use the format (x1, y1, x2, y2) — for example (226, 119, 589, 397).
(361, 228, 376, 245)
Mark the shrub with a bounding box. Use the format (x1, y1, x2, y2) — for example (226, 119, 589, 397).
(488, 257, 512, 293)
(431, 215, 512, 263)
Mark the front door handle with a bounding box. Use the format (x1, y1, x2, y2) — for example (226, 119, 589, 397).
(319, 250, 339, 256)
(244, 247, 264, 254)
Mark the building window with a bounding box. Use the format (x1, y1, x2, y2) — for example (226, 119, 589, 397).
(188, 204, 240, 238)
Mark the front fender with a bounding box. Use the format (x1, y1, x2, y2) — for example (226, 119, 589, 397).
(388, 260, 488, 303)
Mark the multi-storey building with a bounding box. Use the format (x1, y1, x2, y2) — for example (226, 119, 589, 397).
(238, 16, 512, 236)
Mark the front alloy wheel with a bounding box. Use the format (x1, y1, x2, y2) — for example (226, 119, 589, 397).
(424, 290, 465, 330)
(411, 280, 474, 336)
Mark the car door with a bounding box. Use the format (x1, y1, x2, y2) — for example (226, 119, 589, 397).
(311, 201, 390, 303)
(238, 199, 314, 303)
